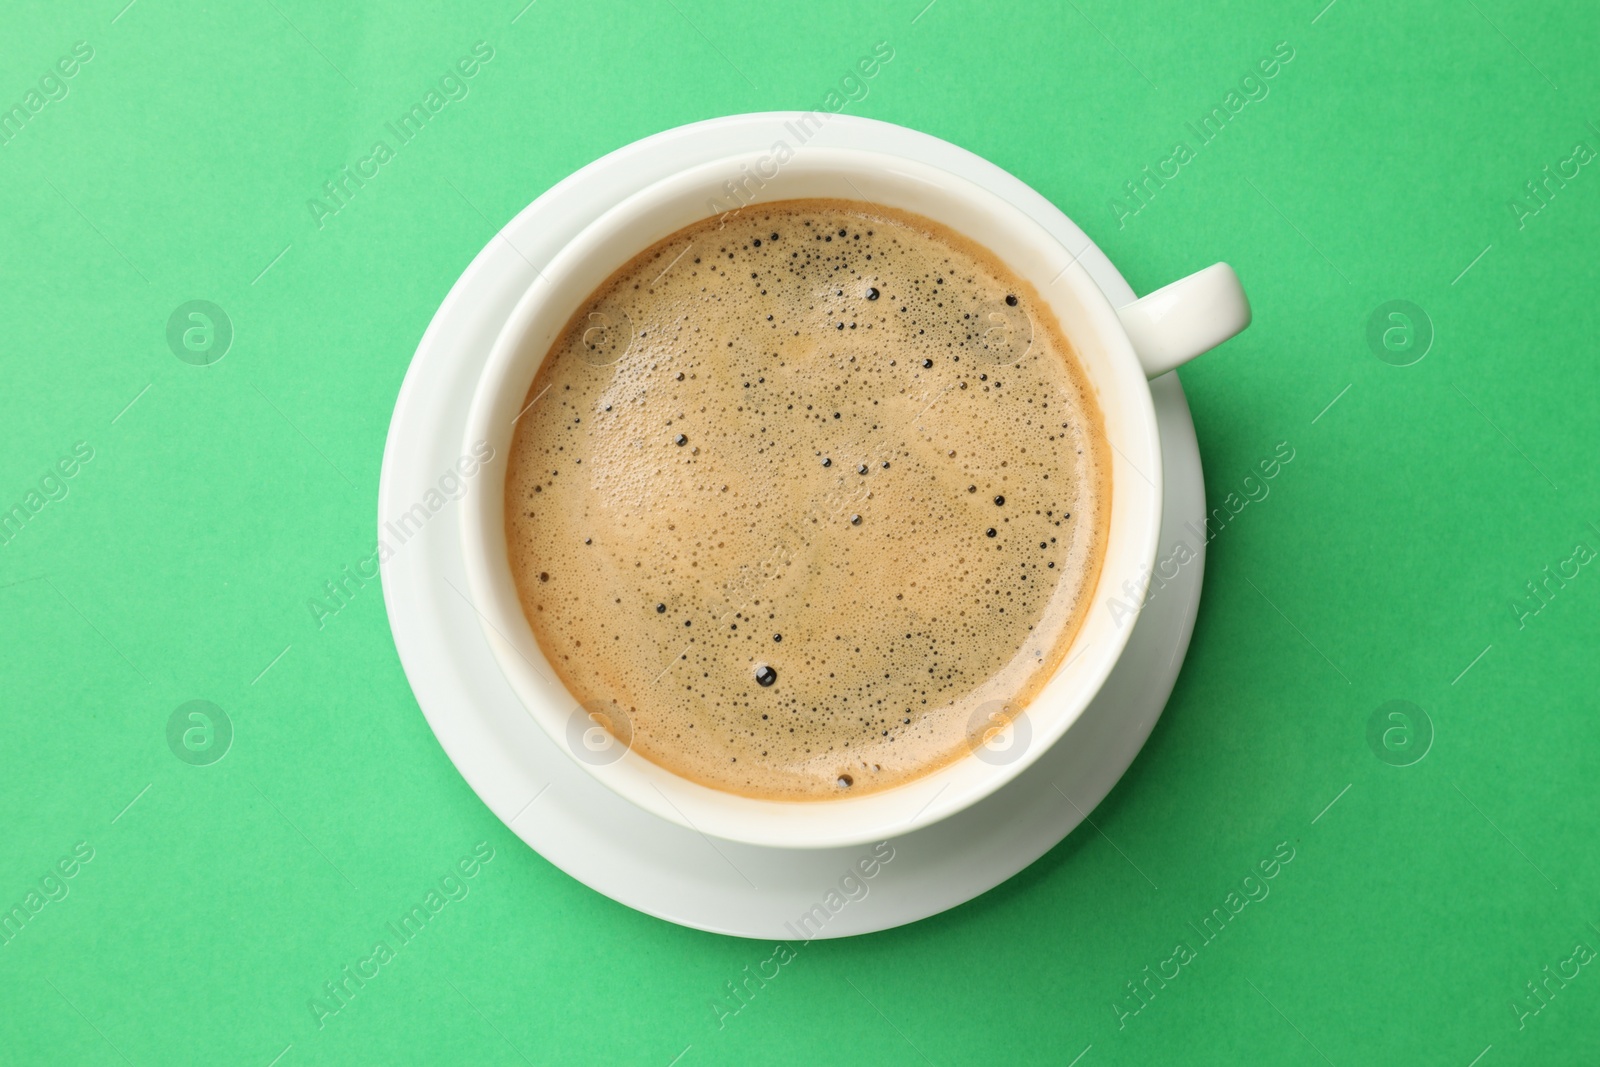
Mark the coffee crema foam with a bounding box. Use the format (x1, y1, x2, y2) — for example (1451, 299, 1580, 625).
(505, 199, 1109, 800)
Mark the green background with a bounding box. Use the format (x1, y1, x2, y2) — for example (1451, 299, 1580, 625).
(2, 0, 1597, 1063)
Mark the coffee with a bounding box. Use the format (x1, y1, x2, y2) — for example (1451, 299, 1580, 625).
(505, 199, 1109, 800)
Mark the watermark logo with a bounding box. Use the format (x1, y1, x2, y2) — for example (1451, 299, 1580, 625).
(166, 699, 232, 766)
(1108, 40, 1296, 229)
(0, 841, 95, 949)
(1507, 134, 1596, 229)
(0, 41, 94, 152)
(1365, 300, 1432, 367)
(964, 699, 1032, 766)
(166, 300, 232, 366)
(0, 440, 95, 549)
(307, 842, 496, 1030)
(1107, 440, 1296, 626)
(701, 42, 896, 227)
(971, 297, 1033, 366)
(565, 700, 633, 766)
(1366, 699, 1431, 767)
(307, 42, 496, 231)
(709, 841, 897, 1030)
(1511, 935, 1597, 1030)
(578, 305, 635, 367)
(1112, 840, 1296, 1029)
(1511, 537, 1596, 630)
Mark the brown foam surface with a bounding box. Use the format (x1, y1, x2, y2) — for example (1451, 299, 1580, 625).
(505, 199, 1108, 799)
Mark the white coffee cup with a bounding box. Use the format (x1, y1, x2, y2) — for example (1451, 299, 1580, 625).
(460, 146, 1249, 849)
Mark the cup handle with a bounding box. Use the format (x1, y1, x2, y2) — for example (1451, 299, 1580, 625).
(1114, 262, 1251, 379)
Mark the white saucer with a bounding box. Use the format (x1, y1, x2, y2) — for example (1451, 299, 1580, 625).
(378, 114, 1205, 939)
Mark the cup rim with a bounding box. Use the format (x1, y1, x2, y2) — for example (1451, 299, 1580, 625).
(460, 145, 1163, 849)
